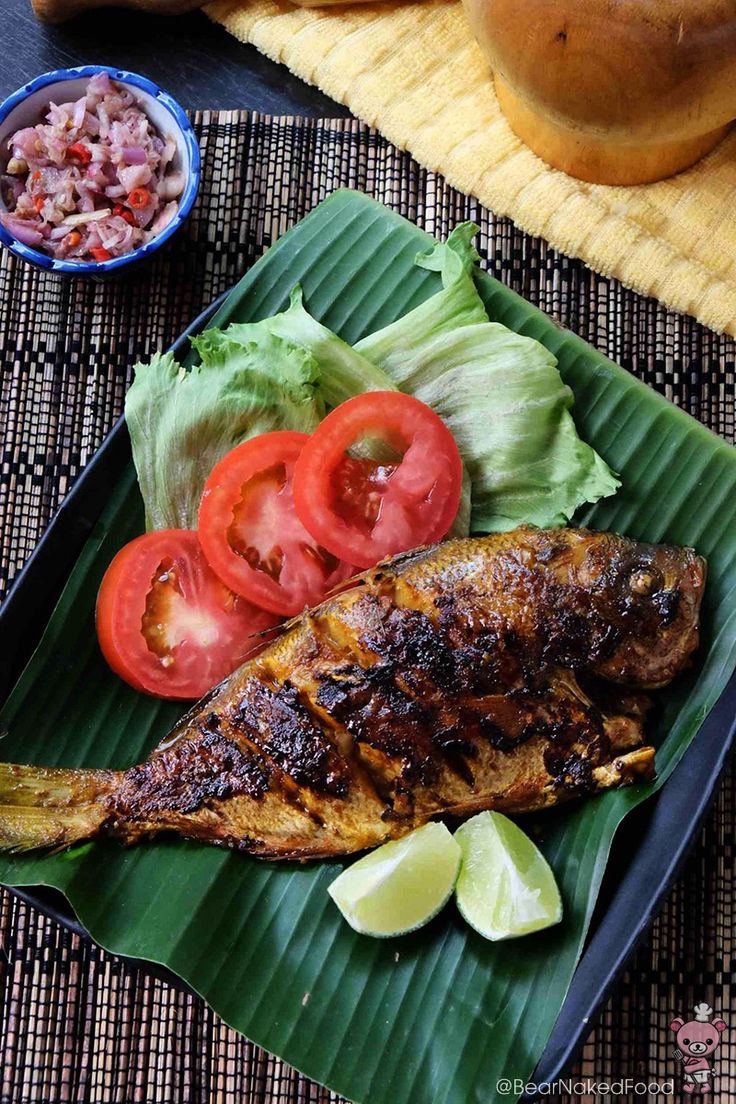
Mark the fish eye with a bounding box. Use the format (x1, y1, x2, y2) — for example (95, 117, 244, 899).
(653, 588, 680, 623)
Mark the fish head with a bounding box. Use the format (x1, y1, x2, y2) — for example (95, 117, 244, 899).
(363, 527, 706, 692)
(572, 530, 706, 688)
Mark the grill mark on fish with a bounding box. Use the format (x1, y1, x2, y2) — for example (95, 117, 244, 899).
(310, 597, 612, 813)
(436, 586, 573, 689)
(0, 527, 705, 858)
(317, 663, 439, 790)
(114, 715, 271, 819)
(544, 749, 596, 794)
(312, 601, 496, 798)
(230, 675, 352, 798)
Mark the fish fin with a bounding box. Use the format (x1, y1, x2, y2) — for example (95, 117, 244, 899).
(0, 763, 116, 852)
(591, 745, 656, 788)
(0, 804, 108, 852)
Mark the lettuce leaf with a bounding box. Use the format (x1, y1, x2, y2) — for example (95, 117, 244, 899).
(384, 321, 619, 529)
(194, 287, 395, 408)
(127, 221, 617, 539)
(193, 289, 473, 537)
(355, 223, 488, 378)
(125, 332, 323, 530)
(356, 226, 619, 530)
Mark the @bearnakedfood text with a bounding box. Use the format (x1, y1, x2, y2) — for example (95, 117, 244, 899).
(496, 1001, 728, 1098)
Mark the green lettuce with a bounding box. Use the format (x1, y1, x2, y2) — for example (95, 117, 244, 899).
(356, 226, 619, 530)
(192, 289, 473, 536)
(355, 223, 488, 376)
(126, 332, 323, 530)
(194, 287, 394, 408)
(128, 221, 617, 538)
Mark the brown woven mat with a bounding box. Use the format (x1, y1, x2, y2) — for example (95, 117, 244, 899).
(0, 110, 734, 1103)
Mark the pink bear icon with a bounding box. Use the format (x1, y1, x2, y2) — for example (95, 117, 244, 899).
(670, 1003, 727, 1094)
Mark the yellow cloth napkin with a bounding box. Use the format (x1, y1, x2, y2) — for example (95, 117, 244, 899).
(206, 0, 736, 337)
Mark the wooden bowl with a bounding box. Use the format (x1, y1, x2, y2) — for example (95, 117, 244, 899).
(461, 0, 736, 184)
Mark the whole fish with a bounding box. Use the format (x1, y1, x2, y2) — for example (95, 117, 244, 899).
(0, 526, 705, 859)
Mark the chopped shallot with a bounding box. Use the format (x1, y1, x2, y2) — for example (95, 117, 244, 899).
(0, 74, 186, 262)
(122, 146, 147, 165)
(62, 209, 111, 226)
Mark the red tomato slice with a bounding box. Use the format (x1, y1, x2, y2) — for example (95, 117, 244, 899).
(292, 392, 463, 569)
(197, 431, 356, 617)
(96, 529, 278, 700)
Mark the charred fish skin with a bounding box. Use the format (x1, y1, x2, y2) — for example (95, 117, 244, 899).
(378, 526, 705, 690)
(0, 527, 706, 858)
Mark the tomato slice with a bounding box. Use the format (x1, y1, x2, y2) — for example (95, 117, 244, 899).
(292, 392, 463, 569)
(96, 529, 279, 700)
(197, 431, 356, 617)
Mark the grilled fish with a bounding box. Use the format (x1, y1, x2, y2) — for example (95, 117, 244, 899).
(0, 526, 705, 859)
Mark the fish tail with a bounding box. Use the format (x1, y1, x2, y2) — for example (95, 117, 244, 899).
(0, 763, 118, 852)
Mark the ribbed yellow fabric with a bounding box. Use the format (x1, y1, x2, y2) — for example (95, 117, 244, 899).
(206, 0, 736, 336)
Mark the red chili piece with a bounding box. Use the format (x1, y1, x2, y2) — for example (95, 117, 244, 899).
(127, 187, 150, 210)
(67, 142, 92, 165)
(113, 204, 136, 226)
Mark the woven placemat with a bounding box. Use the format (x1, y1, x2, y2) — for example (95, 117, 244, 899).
(0, 110, 734, 1103)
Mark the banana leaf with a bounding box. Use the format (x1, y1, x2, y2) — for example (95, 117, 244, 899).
(1, 190, 735, 1104)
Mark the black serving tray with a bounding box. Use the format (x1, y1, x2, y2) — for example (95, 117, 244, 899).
(1, 291, 734, 1093)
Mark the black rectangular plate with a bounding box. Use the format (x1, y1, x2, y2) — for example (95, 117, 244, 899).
(1, 292, 734, 1092)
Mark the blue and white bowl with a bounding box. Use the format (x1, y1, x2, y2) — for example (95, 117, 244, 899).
(0, 65, 200, 277)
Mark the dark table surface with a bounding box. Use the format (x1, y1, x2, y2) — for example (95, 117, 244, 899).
(3, 0, 350, 115)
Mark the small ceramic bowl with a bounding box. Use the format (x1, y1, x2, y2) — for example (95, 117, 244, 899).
(0, 65, 200, 277)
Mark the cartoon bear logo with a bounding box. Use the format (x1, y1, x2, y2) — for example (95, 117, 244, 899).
(670, 1003, 727, 1094)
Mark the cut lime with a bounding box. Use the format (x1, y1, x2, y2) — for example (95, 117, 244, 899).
(454, 811, 562, 941)
(327, 822, 461, 937)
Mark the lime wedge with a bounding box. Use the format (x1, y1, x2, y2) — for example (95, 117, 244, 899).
(454, 811, 562, 941)
(327, 822, 461, 937)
